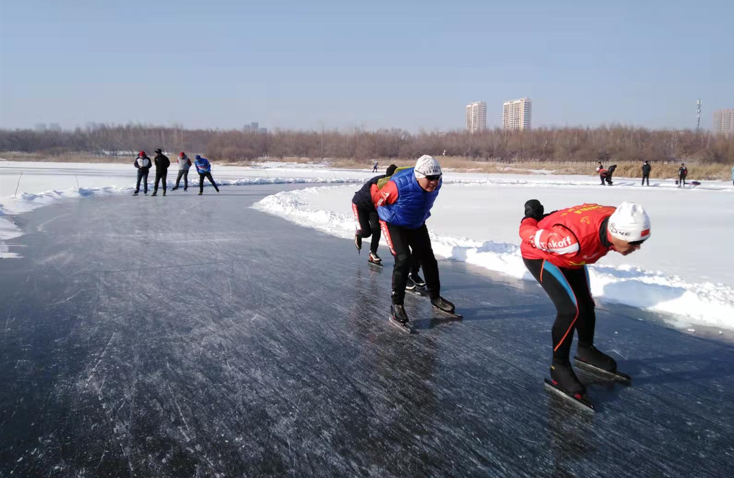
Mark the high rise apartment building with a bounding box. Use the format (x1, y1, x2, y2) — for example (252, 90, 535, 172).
(466, 101, 487, 133)
(502, 98, 532, 131)
(713, 109, 734, 136)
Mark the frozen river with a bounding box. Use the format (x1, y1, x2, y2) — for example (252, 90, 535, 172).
(1, 184, 733, 477)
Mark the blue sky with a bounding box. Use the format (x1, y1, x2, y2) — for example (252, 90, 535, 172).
(1, 0, 732, 131)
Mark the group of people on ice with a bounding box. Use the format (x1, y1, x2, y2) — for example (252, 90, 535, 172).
(133, 149, 220, 196)
(357, 155, 651, 408)
(597, 160, 692, 188)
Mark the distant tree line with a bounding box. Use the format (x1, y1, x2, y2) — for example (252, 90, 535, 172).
(1, 124, 732, 163)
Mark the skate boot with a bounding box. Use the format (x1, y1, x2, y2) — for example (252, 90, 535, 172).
(368, 251, 381, 264)
(391, 304, 409, 324)
(550, 359, 586, 396)
(133, 191, 139, 196)
(389, 304, 412, 333)
(354, 232, 362, 252)
(408, 272, 426, 288)
(431, 296, 455, 314)
(171, 187, 178, 191)
(163, 190, 166, 196)
(151, 191, 157, 197)
(198, 191, 203, 195)
(576, 345, 617, 373)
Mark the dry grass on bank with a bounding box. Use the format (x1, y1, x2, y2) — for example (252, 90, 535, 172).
(0, 152, 132, 164)
(2, 153, 731, 180)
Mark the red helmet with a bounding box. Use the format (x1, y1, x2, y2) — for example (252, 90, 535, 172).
(179, 152, 185, 158)
(139, 150, 145, 156)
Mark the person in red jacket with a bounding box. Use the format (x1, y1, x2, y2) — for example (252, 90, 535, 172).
(519, 200, 651, 396)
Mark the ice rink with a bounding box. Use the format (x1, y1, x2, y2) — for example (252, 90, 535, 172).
(2, 184, 733, 477)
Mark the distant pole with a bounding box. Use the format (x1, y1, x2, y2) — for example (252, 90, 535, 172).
(13, 172, 23, 198)
(696, 99, 701, 131)
(75, 174, 80, 189)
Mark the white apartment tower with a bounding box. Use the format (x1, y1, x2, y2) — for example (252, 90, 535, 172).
(503, 98, 532, 131)
(713, 109, 734, 136)
(466, 101, 487, 133)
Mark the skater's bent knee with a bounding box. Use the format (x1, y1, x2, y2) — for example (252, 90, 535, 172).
(394, 253, 410, 267)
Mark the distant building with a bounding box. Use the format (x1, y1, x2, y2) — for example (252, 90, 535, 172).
(34, 123, 46, 132)
(503, 98, 532, 131)
(713, 109, 734, 136)
(48, 123, 62, 132)
(251, 122, 259, 131)
(258, 128, 268, 134)
(466, 101, 486, 133)
(243, 124, 251, 131)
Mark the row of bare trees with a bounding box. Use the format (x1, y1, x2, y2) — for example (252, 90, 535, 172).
(1, 124, 732, 163)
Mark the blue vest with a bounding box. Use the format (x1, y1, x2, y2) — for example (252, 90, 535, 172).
(377, 168, 441, 229)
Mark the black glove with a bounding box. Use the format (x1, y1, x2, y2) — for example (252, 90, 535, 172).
(523, 199, 544, 221)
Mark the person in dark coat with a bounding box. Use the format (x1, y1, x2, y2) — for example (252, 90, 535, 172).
(678, 163, 688, 187)
(353, 164, 397, 264)
(596, 162, 604, 185)
(599, 165, 616, 186)
(641, 161, 651, 186)
(133, 150, 152, 196)
(152, 148, 170, 196)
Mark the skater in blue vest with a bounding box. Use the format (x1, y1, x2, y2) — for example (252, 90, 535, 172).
(371, 155, 457, 330)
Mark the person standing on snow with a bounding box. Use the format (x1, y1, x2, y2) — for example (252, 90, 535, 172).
(596, 162, 605, 185)
(194, 155, 220, 195)
(152, 148, 170, 196)
(372, 161, 379, 173)
(171, 152, 192, 191)
(371, 155, 456, 329)
(353, 164, 398, 265)
(133, 150, 152, 196)
(519, 201, 651, 397)
(641, 161, 651, 186)
(678, 163, 688, 187)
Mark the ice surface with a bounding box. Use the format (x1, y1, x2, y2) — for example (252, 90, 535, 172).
(1, 184, 733, 477)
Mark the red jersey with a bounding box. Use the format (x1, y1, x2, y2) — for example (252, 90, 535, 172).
(519, 203, 616, 268)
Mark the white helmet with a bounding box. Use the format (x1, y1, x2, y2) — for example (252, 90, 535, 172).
(608, 202, 651, 242)
(414, 155, 442, 178)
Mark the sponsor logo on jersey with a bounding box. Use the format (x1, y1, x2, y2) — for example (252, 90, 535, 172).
(548, 236, 574, 249)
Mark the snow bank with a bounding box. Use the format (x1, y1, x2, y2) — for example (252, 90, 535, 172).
(254, 186, 734, 332)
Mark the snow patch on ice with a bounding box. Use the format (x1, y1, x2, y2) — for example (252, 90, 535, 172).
(254, 186, 734, 332)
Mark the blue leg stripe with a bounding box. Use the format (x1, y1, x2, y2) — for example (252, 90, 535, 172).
(543, 262, 577, 306)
